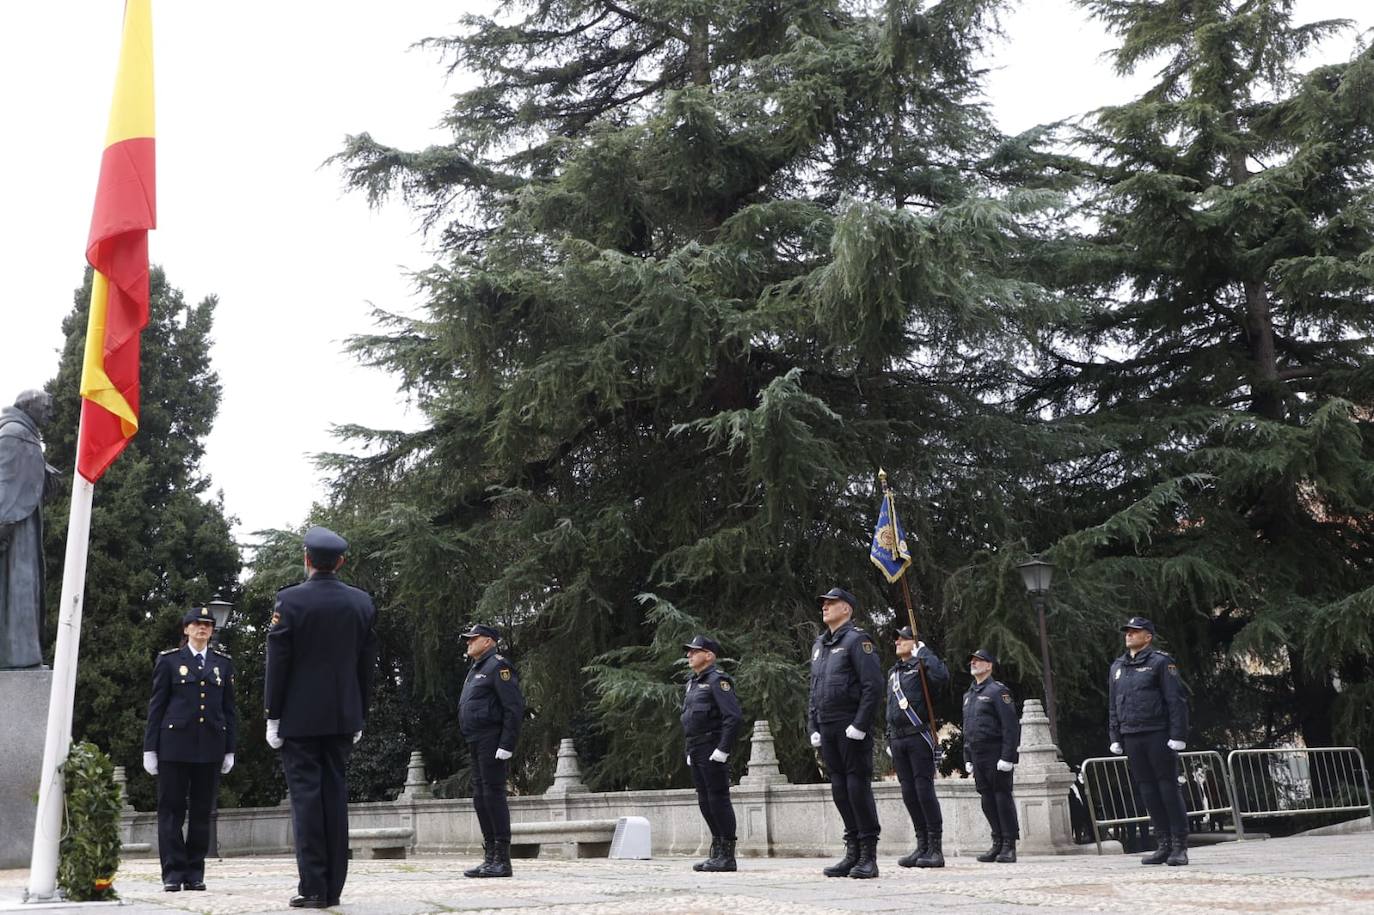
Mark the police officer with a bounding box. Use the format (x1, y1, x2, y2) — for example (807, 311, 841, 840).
(143, 606, 236, 892)
(264, 526, 378, 909)
(808, 587, 885, 879)
(962, 648, 1020, 863)
(886, 626, 949, 868)
(459, 622, 525, 879)
(681, 634, 744, 872)
(1108, 616, 1191, 866)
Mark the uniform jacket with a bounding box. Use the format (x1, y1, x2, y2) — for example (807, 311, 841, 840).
(885, 646, 949, 738)
(807, 621, 884, 733)
(459, 647, 525, 749)
(143, 644, 237, 763)
(264, 571, 379, 738)
(680, 664, 744, 753)
(961, 677, 1020, 763)
(1108, 646, 1189, 743)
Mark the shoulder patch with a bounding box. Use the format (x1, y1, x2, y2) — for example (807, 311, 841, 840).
(862, 641, 873, 654)
(1001, 692, 1012, 704)
(719, 680, 732, 691)
(499, 668, 511, 681)
(270, 610, 282, 628)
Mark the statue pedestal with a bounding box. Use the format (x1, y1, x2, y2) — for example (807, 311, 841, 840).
(0, 669, 52, 868)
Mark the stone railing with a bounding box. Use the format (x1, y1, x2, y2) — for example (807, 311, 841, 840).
(119, 700, 1082, 858)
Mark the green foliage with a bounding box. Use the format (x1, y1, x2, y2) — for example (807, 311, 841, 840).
(57, 741, 120, 902)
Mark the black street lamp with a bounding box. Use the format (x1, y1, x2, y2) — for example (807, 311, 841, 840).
(204, 597, 233, 859)
(1016, 558, 1058, 746)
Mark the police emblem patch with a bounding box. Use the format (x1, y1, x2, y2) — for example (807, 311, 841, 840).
(862, 642, 873, 654)
(271, 611, 281, 627)
(720, 681, 731, 691)
(1001, 692, 1012, 704)
(500, 668, 511, 681)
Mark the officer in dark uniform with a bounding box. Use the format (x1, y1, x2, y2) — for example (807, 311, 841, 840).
(264, 526, 378, 909)
(143, 606, 237, 892)
(962, 648, 1020, 863)
(1108, 616, 1191, 866)
(886, 625, 949, 868)
(808, 587, 885, 879)
(681, 634, 744, 872)
(458, 622, 525, 879)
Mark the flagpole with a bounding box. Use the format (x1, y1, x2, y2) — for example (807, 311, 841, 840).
(26, 452, 96, 902)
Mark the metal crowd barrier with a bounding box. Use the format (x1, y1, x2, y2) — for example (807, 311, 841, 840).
(1227, 747, 1374, 830)
(1079, 750, 1242, 855)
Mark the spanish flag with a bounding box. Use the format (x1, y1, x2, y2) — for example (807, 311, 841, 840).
(78, 0, 155, 483)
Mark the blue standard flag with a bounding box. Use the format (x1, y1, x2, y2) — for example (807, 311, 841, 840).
(870, 489, 913, 583)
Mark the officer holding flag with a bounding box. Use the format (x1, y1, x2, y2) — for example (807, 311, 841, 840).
(886, 626, 949, 867)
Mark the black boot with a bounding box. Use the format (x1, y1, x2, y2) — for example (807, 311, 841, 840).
(897, 828, 927, 868)
(464, 840, 494, 878)
(1166, 834, 1189, 866)
(702, 838, 737, 872)
(1140, 834, 1171, 866)
(477, 839, 513, 877)
(848, 838, 879, 879)
(823, 837, 859, 877)
(694, 838, 721, 872)
(916, 829, 945, 868)
(976, 833, 1003, 863)
(995, 837, 1017, 863)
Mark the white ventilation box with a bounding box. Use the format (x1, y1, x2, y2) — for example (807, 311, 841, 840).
(608, 816, 652, 859)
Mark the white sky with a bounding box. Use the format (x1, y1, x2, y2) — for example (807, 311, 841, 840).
(0, 1, 1367, 547)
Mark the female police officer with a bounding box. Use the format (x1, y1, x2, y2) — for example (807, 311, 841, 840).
(142, 606, 237, 892)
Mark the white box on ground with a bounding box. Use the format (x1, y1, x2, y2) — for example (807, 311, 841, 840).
(609, 816, 651, 859)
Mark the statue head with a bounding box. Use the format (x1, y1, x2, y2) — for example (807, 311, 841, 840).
(14, 390, 53, 428)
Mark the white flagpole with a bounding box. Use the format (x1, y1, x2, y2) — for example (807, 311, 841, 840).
(26, 445, 95, 902)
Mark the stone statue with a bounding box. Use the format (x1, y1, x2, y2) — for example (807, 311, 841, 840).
(0, 390, 57, 669)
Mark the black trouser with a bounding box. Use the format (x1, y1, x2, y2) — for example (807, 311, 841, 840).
(1123, 730, 1189, 837)
(467, 732, 511, 842)
(156, 760, 217, 884)
(687, 741, 736, 840)
(891, 732, 942, 831)
(818, 722, 881, 841)
(280, 735, 353, 903)
(969, 743, 1018, 839)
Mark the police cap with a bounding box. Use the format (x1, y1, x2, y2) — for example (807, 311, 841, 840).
(182, 606, 216, 627)
(818, 587, 858, 611)
(895, 626, 915, 641)
(1120, 616, 1156, 635)
(304, 526, 348, 567)
(683, 634, 722, 655)
(969, 648, 997, 665)
(461, 623, 500, 641)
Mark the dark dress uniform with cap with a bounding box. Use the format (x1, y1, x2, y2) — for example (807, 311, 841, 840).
(808, 587, 885, 878)
(1109, 616, 1191, 865)
(961, 649, 1021, 863)
(264, 526, 378, 908)
(143, 606, 237, 891)
(885, 626, 949, 867)
(458, 623, 525, 877)
(681, 634, 744, 871)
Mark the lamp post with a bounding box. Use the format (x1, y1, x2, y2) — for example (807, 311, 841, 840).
(204, 597, 232, 859)
(1016, 558, 1058, 746)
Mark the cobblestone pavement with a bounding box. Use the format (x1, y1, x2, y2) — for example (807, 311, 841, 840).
(3, 833, 1372, 914)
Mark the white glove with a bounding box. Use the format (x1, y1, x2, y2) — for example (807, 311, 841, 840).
(1167, 739, 1186, 751)
(221, 753, 235, 775)
(997, 759, 1015, 772)
(844, 725, 865, 740)
(266, 718, 283, 749)
(810, 732, 822, 748)
(885, 745, 892, 757)
(495, 748, 513, 760)
(686, 752, 692, 766)
(143, 751, 158, 776)
(965, 761, 974, 773)
(917, 640, 926, 650)
(1110, 742, 1124, 755)
(709, 748, 728, 763)
(353, 731, 363, 745)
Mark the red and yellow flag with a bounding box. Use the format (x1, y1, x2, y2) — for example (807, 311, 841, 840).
(78, 0, 155, 483)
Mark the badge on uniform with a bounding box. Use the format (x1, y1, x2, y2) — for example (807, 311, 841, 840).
(862, 641, 873, 654)
(720, 681, 731, 691)
(500, 669, 511, 681)
(1001, 692, 1012, 704)
(178, 665, 189, 676)
(213, 667, 222, 686)
(898, 698, 909, 709)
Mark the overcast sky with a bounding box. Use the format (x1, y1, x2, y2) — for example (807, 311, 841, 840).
(0, 1, 1366, 549)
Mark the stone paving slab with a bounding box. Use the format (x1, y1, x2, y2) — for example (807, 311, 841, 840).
(1, 833, 1371, 914)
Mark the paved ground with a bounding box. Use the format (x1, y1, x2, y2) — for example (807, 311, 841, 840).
(3, 833, 1372, 914)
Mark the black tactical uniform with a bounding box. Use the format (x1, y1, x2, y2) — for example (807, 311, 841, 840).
(681, 634, 744, 872)
(962, 649, 1020, 863)
(885, 627, 948, 867)
(458, 623, 525, 878)
(1109, 616, 1191, 866)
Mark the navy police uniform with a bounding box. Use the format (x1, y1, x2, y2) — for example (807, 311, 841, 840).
(808, 588, 885, 874)
(681, 635, 743, 869)
(143, 607, 237, 889)
(264, 527, 378, 907)
(885, 627, 948, 865)
(458, 622, 525, 875)
(1108, 617, 1191, 863)
(961, 649, 1020, 858)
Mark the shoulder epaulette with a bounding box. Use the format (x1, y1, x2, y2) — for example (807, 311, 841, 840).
(211, 647, 232, 659)
(160, 647, 181, 655)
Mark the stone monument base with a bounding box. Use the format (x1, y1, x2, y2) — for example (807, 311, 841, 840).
(0, 669, 53, 868)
